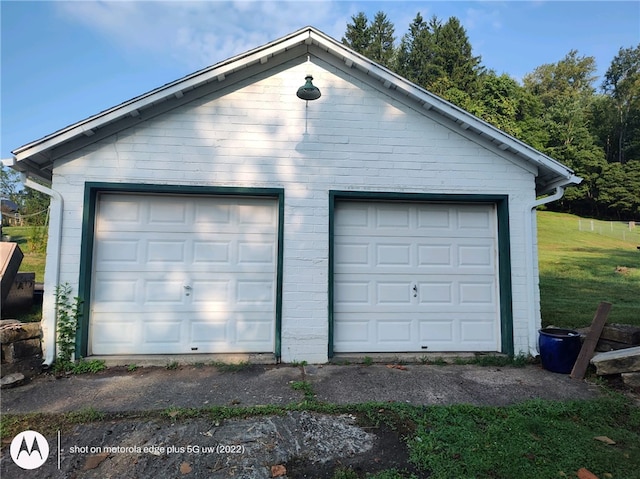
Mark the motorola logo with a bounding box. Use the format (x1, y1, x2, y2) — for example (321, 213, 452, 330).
(10, 430, 50, 470)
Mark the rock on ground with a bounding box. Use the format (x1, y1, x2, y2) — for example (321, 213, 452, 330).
(0, 372, 25, 389)
(592, 346, 640, 375)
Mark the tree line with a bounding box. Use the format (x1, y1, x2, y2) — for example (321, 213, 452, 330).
(343, 12, 640, 220)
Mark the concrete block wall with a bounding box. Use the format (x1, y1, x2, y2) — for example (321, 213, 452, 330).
(48, 52, 539, 363)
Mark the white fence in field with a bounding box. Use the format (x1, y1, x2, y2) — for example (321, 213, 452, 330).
(577, 218, 640, 244)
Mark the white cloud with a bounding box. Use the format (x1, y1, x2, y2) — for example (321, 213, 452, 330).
(464, 6, 503, 32)
(54, 1, 350, 70)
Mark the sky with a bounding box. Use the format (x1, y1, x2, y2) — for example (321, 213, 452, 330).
(1, 0, 639, 159)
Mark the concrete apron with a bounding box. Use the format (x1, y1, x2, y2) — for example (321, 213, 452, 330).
(88, 351, 489, 368)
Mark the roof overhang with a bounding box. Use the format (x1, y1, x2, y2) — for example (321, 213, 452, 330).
(11, 26, 580, 194)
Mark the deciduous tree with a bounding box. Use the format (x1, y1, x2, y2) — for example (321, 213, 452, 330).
(601, 45, 640, 164)
(524, 51, 606, 217)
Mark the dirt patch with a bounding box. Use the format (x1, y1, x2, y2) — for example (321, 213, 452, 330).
(284, 423, 419, 478)
(615, 266, 632, 275)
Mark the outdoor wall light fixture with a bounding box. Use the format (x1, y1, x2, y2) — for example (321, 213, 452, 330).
(296, 75, 321, 101)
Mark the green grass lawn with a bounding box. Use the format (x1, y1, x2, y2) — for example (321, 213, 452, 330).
(537, 211, 640, 328)
(407, 395, 640, 479)
(2, 225, 47, 282)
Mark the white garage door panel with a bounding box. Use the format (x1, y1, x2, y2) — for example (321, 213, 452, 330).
(335, 238, 496, 274)
(334, 202, 500, 353)
(336, 312, 498, 352)
(90, 194, 277, 355)
(95, 233, 275, 272)
(335, 275, 496, 311)
(92, 272, 275, 312)
(98, 196, 275, 231)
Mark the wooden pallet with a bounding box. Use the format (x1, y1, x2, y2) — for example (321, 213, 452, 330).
(1, 242, 23, 307)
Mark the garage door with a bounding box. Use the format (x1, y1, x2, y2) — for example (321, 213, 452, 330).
(90, 193, 278, 355)
(334, 201, 500, 353)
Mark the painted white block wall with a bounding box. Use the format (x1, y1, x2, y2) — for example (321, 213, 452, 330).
(47, 53, 539, 363)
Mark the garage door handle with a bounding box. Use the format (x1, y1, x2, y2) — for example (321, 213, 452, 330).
(412, 284, 418, 297)
(184, 285, 192, 290)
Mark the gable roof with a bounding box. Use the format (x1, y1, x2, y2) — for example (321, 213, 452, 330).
(10, 26, 580, 194)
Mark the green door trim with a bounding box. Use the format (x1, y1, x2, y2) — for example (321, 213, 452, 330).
(77, 182, 285, 360)
(328, 191, 514, 357)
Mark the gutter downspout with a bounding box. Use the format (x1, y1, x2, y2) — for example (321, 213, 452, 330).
(525, 177, 581, 356)
(21, 173, 63, 367)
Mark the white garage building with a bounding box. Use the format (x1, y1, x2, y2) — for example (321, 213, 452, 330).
(8, 27, 580, 364)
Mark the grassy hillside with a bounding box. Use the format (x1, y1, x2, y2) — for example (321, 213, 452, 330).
(537, 211, 640, 328)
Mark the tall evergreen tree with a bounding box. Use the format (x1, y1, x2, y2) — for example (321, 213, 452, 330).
(396, 14, 482, 106)
(435, 17, 483, 94)
(342, 12, 371, 55)
(366, 11, 396, 68)
(343, 11, 396, 68)
(396, 13, 430, 86)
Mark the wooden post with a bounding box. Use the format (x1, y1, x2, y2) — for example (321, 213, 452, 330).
(570, 302, 612, 380)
